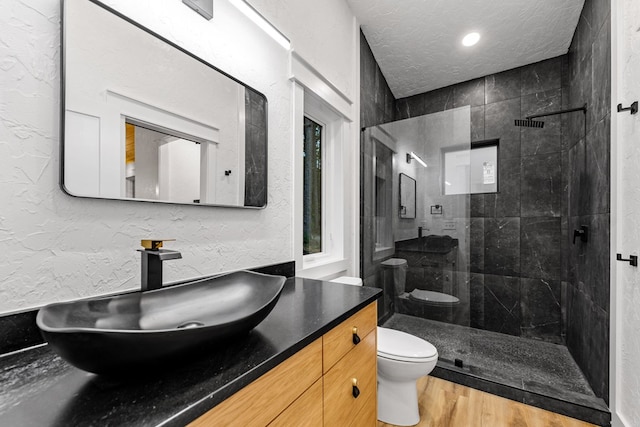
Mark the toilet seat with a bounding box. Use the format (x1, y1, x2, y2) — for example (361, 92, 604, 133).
(380, 258, 408, 267)
(408, 289, 460, 306)
(377, 327, 438, 362)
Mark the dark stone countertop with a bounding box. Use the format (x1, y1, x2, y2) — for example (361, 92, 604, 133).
(395, 236, 458, 254)
(0, 278, 381, 427)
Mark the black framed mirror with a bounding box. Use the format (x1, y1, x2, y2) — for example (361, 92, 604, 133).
(61, 0, 268, 208)
(399, 173, 416, 219)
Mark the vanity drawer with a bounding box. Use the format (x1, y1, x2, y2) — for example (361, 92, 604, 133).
(268, 378, 323, 427)
(189, 338, 322, 427)
(323, 302, 377, 372)
(348, 394, 378, 427)
(323, 330, 377, 427)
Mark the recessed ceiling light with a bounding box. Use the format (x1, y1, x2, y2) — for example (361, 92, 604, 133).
(462, 32, 480, 47)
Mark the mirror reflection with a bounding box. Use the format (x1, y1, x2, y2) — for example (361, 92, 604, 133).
(62, 0, 268, 207)
(125, 123, 204, 203)
(399, 173, 416, 219)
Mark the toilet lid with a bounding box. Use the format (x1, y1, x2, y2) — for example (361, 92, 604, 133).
(408, 289, 460, 306)
(380, 258, 407, 268)
(377, 327, 438, 362)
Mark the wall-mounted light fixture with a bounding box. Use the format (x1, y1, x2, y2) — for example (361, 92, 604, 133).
(182, 0, 213, 20)
(228, 0, 291, 50)
(406, 152, 427, 168)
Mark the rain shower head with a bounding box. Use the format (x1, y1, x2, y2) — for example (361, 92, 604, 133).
(514, 104, 588, 130)
(514, 119, 545, 128)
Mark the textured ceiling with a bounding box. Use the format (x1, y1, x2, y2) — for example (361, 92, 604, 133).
(347, 0, 585, 98)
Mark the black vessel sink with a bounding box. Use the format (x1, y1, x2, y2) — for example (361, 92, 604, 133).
(36, 270, 286, 375)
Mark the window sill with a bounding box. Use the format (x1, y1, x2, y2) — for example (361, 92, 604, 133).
(297, 257, 349, 280)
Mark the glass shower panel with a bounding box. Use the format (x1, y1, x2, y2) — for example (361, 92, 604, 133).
(361, 106, 472, 367)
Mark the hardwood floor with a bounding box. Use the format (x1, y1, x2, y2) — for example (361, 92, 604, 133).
(377, 376, 597, 427)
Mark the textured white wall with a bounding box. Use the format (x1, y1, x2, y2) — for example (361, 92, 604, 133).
(614, 0, 640, 423)
(0, 0, 357, 314)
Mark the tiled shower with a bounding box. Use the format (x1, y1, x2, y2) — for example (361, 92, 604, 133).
(359, 0, 610, 423)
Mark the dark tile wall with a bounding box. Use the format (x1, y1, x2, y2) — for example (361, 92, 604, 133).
(360, 31, 397, 322)
(395, 56, 568, 345)
(563, 0, 610, 403)
(360, 31, 395, 129)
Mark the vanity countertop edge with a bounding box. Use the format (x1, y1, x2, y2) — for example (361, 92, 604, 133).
(0, 277, 381, 427)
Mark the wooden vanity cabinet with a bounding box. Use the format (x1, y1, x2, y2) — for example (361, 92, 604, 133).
(188, 302, 377, 427)
(188, 339, 323, 427)
(268, 379, 323, 427)
(323, 331, 376, 426)
(322, 302, 377, 372)
(322, 302, 377, 427)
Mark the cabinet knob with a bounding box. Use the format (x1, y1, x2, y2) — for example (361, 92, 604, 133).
(352, 378, 360, 398)
(352, 327, 361, 345)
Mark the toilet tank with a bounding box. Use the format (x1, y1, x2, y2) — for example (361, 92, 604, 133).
(381, 258, 407, 296)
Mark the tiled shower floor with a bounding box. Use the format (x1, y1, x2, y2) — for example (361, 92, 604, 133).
(383, 314, 609, 421)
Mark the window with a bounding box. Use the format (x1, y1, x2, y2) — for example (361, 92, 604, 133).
(303, 116, 323, 255)
(290, 57, 356, 279)
(298, 90, 345, 271)
(443, 140, 499, 195)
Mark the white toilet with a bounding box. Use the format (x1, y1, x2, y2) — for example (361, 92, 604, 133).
(377, 326, 438, 426)
(330, 276, 439, 426)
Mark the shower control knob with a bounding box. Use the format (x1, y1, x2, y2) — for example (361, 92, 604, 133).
(352, 327, 361, 345)
(352, 378, 360, 398)
(573, 225, 589, 244)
